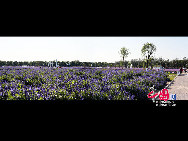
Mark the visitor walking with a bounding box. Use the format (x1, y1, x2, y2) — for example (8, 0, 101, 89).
(180, 67, 183, 74)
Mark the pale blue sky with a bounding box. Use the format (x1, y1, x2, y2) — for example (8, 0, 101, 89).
(0, 37, 187, 63)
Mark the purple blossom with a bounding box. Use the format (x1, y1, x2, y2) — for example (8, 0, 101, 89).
(0, 66, 168, 100)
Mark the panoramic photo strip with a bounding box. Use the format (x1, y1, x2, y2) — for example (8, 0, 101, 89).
(0, 37, 187, 102)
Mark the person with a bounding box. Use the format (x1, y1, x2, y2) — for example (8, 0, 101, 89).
(180, 67, 183, 74)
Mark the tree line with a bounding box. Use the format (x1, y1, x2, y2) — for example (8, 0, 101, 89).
(0, 60, 109, 68)
(0, 58, 187, 68)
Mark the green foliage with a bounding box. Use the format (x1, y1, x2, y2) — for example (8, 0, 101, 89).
(141, 42, 156, 68)
(119, 47, 130, 60)
(119, 47, 130, 65)
(141, 42, 156, 57)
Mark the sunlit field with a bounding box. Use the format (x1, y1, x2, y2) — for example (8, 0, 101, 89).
(0, 66, 171, 100)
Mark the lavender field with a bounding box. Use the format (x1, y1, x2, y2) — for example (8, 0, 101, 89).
(0, 66, 169, 100)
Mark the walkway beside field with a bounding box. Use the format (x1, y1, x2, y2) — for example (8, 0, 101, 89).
(166, 73, 188, 100)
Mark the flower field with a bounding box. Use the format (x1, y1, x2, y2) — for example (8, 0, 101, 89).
(0, 66, 168, 100)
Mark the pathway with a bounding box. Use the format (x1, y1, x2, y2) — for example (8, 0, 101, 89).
(166, 73, 188, 100)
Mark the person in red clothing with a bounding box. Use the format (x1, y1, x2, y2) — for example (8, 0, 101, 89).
(180, 67, 183, 74)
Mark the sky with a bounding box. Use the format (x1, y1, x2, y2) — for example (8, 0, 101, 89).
(0, 37, 187, 63)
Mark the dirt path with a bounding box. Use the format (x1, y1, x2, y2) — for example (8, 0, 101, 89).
(166, 73, 188, 100)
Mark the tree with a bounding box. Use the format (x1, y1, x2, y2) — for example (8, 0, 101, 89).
(119, 61, 124, 68)
(0, 60, 6, 66)
(127, 61, 131, 68)
(141, 42, 156, 68)
(119, 47, 130, 68)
